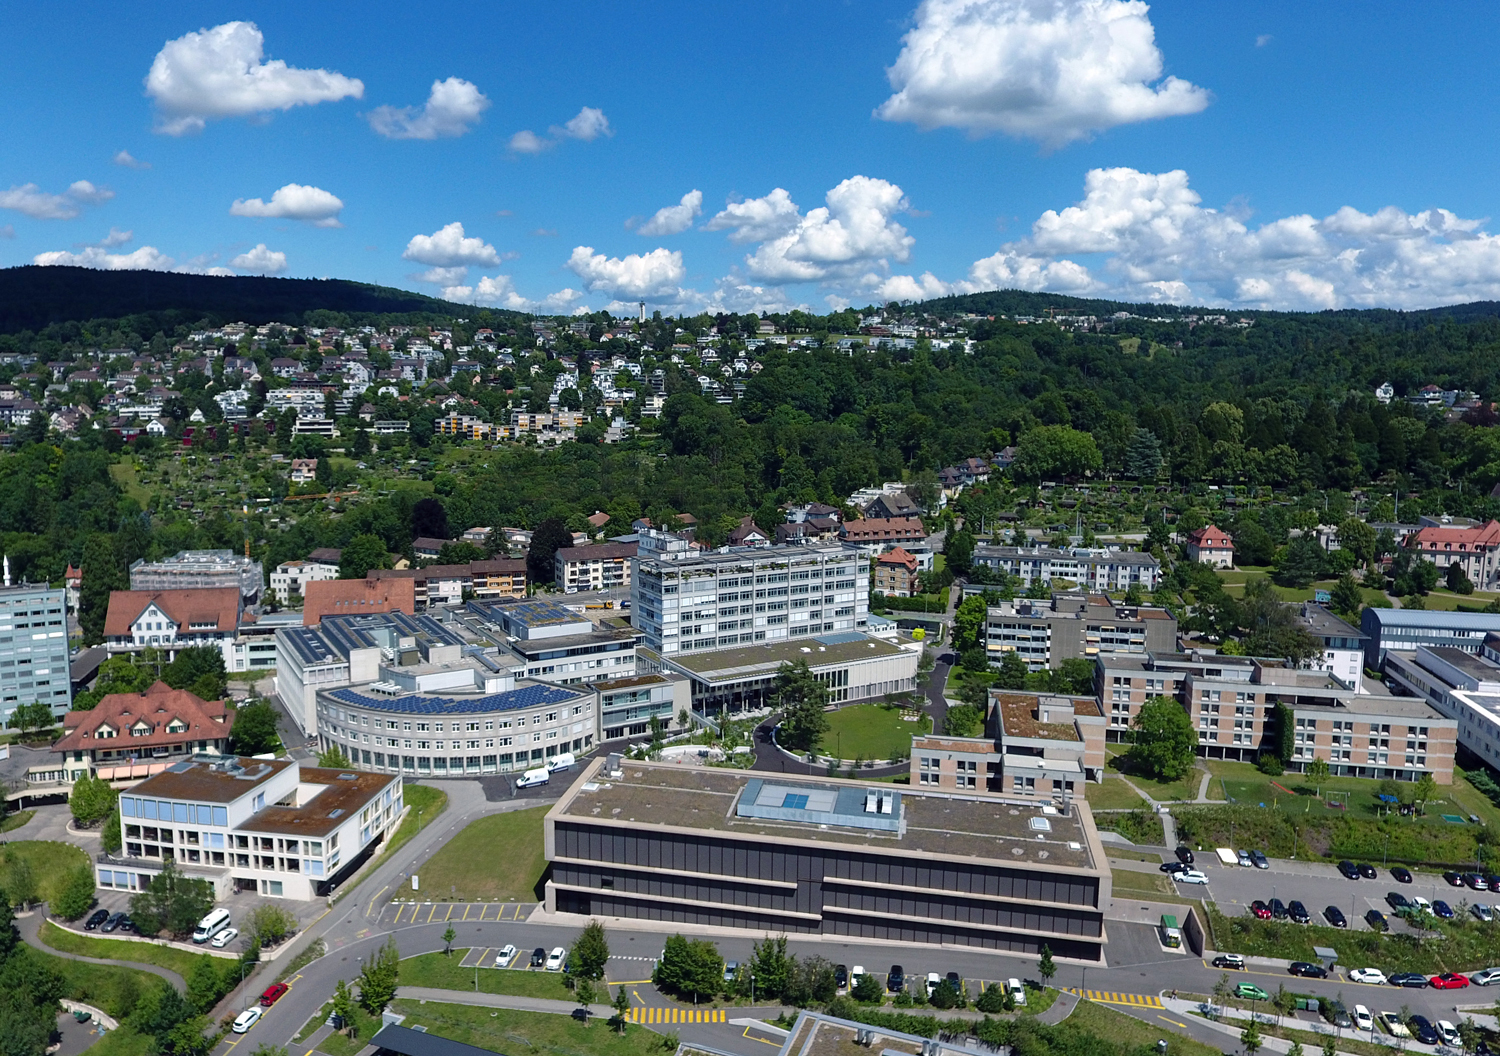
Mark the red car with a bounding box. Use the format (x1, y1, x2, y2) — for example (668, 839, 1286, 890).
(1250, 900, 1272, 919)
(1431, 973, 1470, 990)
(259, 983, 289, 1007)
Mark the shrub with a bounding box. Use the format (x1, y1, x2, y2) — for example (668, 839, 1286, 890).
(1256, 754, 1285, 776)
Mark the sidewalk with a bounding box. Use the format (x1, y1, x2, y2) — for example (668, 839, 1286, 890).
(1159, 995, 1488, 1054)
(396, 985, 616, 1018)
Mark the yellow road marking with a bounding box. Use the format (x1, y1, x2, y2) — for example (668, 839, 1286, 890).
(743, 1027, 779, 1046)
(462, 904, 472, 921)
(1158, 1015, 1188, 1028)
(425, 903, 437, 923)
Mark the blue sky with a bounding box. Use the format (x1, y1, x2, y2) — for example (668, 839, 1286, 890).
(4, 1, 1500, 314)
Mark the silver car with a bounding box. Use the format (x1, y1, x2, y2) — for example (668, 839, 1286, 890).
(1471, 967, 1500, 986)
(1238, 850, 1252, 867)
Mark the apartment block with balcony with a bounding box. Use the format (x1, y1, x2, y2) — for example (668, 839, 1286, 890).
(983, 593, 1177, 671)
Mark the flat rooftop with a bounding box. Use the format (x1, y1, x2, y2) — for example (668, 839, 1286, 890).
(556, 761, 1097, 871)
(238, 766, 394, 837)
(1425, 645, 1500, 682)
(131, 757, 293, 803)
(667, 632, 908, 682)
(327, 681, 587, 716)
(994, 692, 1085, 741)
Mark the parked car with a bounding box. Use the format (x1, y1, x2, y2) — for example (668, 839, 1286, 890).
(1251, 850, 1270, 870)
(1288, 900, 1310, 924)
(494, 945, 518, 968)
(1471, 967, 1500, 986)
(1466, 873, 1490, 890)
(1385, 891, 1410, 911)
(1348, 968, 1387, 985)
(1238, 850, 1253, 868)
(924, 972, 941, 998)
(1475, 903, 1495, 923)
(211, 927, 239, 949)
(545, 947, 566, 971)
(887, 966, 905, 993)
(1444, 871, 1466, 887)
(851, 966, 866, 989)
(1006, 978, 1027, 1006)
(1325, 1001, 1354, 1029)
(116, 915, 135, 934)
(1365, 909, 1388, 931)
(946, 972, 962, 994)
(833, 965, 847, 991)
(1431, 973, 1470, 990)
(1250, 900, 1272, 920)
(1392, 865, 1413, 883)
(1389, 973, 1429, 988)
(1159, 861, 1189, 874)
(1353, 1005, 1374, 1032)
(1409, 1016, 1440, 1045)
(1174, 869, 1209, 885)
(1338, 860, 1360, 880)
(232, 1007, 263, 1034)
(1289, 962, 1328, 979)
(101, 912, 124, 933)
(1235, 983, 1270, 1001)
(83, 909, 109, 931)
(1175, 846, 1194, 865)
(1323, 905, 1347, 928)
(1433, 899, 1455, 919)
(1269, 898, 1287, 919)
(1409, 895, 1432, 913)
(259, 984, 288, 1007)
(1357, 863, 1378, 879)
(1379, 1012, 1410, 1038)
(1212, 954, 1246, 970)
(530, 947, 546, 968)
(1439, 1020, 1462, 1047)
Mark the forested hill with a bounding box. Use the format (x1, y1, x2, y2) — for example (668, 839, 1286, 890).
(0, 266, 509, 334)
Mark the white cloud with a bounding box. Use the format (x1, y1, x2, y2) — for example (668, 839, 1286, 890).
(230, 183, 344, 227)
(0, 226, 13, 240)
(736, 176, 915, 283)
(97, 227, 133, 247)
(441, 274, 586, 313)
(704, 188, 803, 244)
(113, 150, 151, 169)
(418, 266, 470, 286)
(566, 246, 686, 301)
(145, 21, 363, 135)
(0, 180, 114, 220)
(876, 0, 1210, 147)
(32, 244, 231, 275)
(1256, 34, 1273, 47)
(367, 77, 490, 139)
(509, 107, 612, 154)
(402, 222, 502, 267)
(636, 190, 703, 237)
(230, 243, 287, 273)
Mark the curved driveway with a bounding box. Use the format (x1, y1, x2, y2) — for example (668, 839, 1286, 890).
(19, 911, 187, 992)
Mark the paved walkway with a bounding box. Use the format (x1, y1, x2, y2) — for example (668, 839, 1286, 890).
(396, 985, 615, 1018)
(19, 907, 187, 992)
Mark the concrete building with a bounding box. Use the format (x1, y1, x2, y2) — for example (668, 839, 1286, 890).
(129, 550, 264, 605)
(302, 577, 416, 625)
(0, 582, 71, 725)
(545, 758, 1111, 958)
(910, 690, 1105, 796)
(982, 593, 1177, 671)
(596, 673, 691, 741)
(464, 598, 640, 686)
(838, 517, 928, 555)
(873, 547, 921, 597)
(269, 553, 340, 603)
(1298, 604, 1367, 692)
(1185, 525, 1235, 568)
(554, 543, 635, 593)
(658, 630, 921, 717)
(1359, 607, 1500, 668)
(99, 756, 402, 899)
(631, 539, 868, 656)
(971, 543, 1160, 592)
(1383, 638, 1500, 773)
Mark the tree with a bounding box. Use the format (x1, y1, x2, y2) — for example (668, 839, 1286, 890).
(1330, 572, 1365, 622)
(1305, 756, 1330, 791)
(1123, 428, 1163, 481)
(1037, 944, 1055, 986)
(654, 934, 722, 1000)
(102, 809, 122, 854)
(163, 646, 227, 701)
(570, 919, 610, 980)
(1130, 696, 1196, 780)
(0, 853, 38, 910)
(1241, 1019, 1261, 1056)
(230, 701, 281, 755)
(442, 926, 456, 956)
(574, 978, 596, 1014)
(527, 518, 573, 588)
(358, 936, 400, 1013)
(250, 1046, 289, 1056)
(331, 979, 357, 1037)
(1448, 562, 1475, 595)
(1273, 702, 1295, 763)
(318, 745, 352, 768)
(773, 661, 829, 752)
(186, 955, 227, 1014)
(411, 497, 449, 541)
(339, 534, 390, 579)
(853, 973, 884, 1003)
(1275, 536, 1326, 588)
(747, 935, 793, 1000)
(8, 701, 54, 735)
(248, 904, 297, 947)
(1413, 772, 1437, 814)
(995, 650, 1028, 690)
(612, 985, 631, 1034)
(1013, 425, 1103, 482)
(79, 533, 126, 643)
(952, 595, 986, 652)
(69, 773, 117, 826)
(1288, 1042, 1304, 1056)
(130, 859, 213, 939)
(1239, 579, 1322, 665)
(1337, 518, 1377, 566)
(944, 704, 984, 737)
(51, 866, 96, 921)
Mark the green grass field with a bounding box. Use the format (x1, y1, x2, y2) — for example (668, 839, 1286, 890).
(1069, 997, 1222, 1056)
(402, 952, 577, 997)
(1106, 755, 1203, 803)
(25, 943, 173, 1020)
(382, 998, 670, 1056)
(412, 806, 548, 902)
(39, 921, 229, 977)
(371, 783, 449, 872)
(1084, 778, 1147, 811)
(822, 703, 929, 760)
(5, 841, 92, 902)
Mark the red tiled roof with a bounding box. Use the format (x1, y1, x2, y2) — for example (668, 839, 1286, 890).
(840, 516, 927, 542)
(302, 576, 416, 625)
(54, 681, 232, 754)
(103, 588, 241, 639)
(877, 546, 919, 571)
(1411, 521, 1500, 549)
(1185, 525, 1233, 548)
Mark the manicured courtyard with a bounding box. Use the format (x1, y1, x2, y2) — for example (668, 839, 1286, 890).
(820, 703, 930, 760)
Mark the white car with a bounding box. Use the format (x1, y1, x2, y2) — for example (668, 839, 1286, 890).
(851, 965, 866, 988)
(545, 946, 566, 971)
(1353, 1005, 1374, 1032)
(1348, 968, 1386, 985)
(494, 944, 518, 968)
(210, 927, 239, 949)
(1006, 978, 1027, 1007)
(1438, 1021, 1461, 1047)
(925, 972, 940, 998)
(1378, 1012, 1410, 1039)
(1472, 967, 1500, 986)
(232, 1007, 263, 1034)
(1409, 895, 1432, 912)
(1174, 869, 1209, 885)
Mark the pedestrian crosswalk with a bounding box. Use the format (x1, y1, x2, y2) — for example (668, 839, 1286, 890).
(384, 901, 533, 925)
(625, 1007, 728, 1024)
(1065, 988, 1164, 1009)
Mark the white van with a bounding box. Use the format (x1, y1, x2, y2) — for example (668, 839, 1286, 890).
(516, 767, 550, 788)
(193, 908, 232, 944)
(547, 752, 575, 773)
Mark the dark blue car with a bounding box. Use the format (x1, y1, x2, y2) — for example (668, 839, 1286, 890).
(1434, 899, 1455, 919)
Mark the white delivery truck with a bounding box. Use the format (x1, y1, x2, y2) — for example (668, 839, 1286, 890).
(516, 767, 550, 788)
(193, 907, 232, 944)
(547, 752, 576, 773)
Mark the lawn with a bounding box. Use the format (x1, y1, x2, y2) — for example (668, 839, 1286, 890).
(402, 951, 576, 998)
(26, 944, 173, 1019)
(1069, 997, 1222, 1056)
(4, 841, 92, 902)
(40, 921, 229, 977)
(0, 810, 34, 833)
(1108, 866, 1198, 905)
(1106, 753, 1203, 803)
(1084, 778, 1147, 811)
(371, 783, 449, 872)
(383, 999, 670, 1056)
(1419, 588, 1500, 611)
(821, 703, 930, 761)
(410, 806, 548, 902)
(1093, 809, 1165, 846)
(107, 462, 153, 509)
(314, 1002, 386, 1056)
